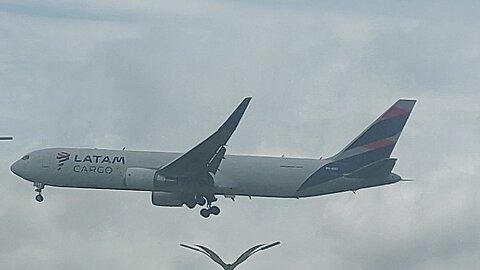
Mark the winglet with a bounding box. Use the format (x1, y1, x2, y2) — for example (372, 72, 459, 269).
(218, 97, 252, 133)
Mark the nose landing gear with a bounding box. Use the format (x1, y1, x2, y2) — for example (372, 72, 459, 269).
(34, 182, 44, 203)
(200, 206, 220, 218)
(199, 195, 220, 218)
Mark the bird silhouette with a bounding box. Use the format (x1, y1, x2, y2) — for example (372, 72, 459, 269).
(180, 241, 280, 270)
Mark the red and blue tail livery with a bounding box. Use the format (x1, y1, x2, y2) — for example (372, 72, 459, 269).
(333, 99, 416, 167)
(298, 99, 416, 192)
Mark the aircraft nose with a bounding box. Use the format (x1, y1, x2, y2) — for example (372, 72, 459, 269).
(10, 160, 23, 177)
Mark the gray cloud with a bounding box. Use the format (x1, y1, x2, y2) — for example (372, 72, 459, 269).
(1, 1, 479, 270)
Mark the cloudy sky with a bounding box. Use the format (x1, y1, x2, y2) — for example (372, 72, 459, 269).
(1, 1, 479, 269)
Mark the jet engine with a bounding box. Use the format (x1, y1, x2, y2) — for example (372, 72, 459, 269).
(151, 192, 201, 208)
(125, 168, 178, 190)
(125, 168, 156, 190)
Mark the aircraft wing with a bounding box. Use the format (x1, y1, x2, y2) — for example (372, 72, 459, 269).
(158, 97, 251, 179)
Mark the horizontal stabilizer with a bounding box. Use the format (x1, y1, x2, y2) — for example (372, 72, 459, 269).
(345, 158, 397, 179)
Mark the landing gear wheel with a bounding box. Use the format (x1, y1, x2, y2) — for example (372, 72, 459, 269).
(198, 195, 220, 218)
(196, 197, 206, 206)
(35, 194, 44, 203)
(33, 182, 45, 203)
(200, 208, 210, 218)
(186, 201, 196, 209)
(210, 206, 220, 216)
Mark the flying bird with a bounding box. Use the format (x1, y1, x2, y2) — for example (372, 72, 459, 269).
(180, 241, 280, 270)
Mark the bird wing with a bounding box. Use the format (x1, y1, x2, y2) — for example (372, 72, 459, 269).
(232, 242, 281, 267)
(195, 245, 228, 268)
(180, 244, 211, 257)
(230, 244, 265, 268)
(258, 241, 281, 251)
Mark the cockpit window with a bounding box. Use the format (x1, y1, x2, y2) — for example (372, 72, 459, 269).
(21, 155, 30, 160)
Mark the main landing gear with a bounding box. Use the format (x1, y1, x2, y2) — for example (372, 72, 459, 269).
(34, 182, 44, 203)
(199, 195, 220, 218)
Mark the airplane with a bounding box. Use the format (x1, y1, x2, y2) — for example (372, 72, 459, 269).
(10, 97, 416, 218)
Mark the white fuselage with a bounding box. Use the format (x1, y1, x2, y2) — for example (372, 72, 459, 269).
(11, 148, 401, 198)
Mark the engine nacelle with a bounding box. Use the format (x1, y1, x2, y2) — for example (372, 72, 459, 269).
(151, 192, 196, 207)
(125, 168, 179, 190)
(125, 168, 156, 190)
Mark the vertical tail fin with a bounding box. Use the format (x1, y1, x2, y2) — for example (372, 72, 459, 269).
(330, 99, 416, 168)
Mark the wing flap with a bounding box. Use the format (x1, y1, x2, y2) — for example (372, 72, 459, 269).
(208, 146, 226, 175)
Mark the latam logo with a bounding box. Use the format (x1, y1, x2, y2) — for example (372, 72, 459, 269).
(56, 151, 71, 171)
